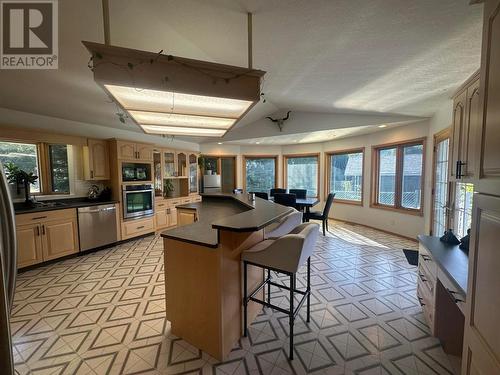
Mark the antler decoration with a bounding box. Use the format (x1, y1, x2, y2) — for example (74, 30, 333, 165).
(266, 111, 291, 132)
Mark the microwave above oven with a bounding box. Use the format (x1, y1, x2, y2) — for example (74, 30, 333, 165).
(122, 162, 151, 182)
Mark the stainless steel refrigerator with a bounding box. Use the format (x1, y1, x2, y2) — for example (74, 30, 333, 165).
(0, 165, 17, 374)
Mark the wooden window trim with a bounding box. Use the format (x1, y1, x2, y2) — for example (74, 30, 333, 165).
(430, 128, 451, 235)
(0, 139, 71, 196)
(370, 137, 426, 216)
(282, 153, 320, 198)
(242, 155, 279, 192)
(325, 147, 365, 206)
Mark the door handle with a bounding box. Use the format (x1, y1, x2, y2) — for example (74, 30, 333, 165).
(36, 226, 40, 236)
(32, 216, 47, 220)
(456, 160, 466, 179)
(42, 225, 45, 235)
(90, 170, 94, 179)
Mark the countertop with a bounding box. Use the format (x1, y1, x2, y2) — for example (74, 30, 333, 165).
(14, 198, 119, 214)
(160, 193, 293, 248)
(417, 235, 469, 296)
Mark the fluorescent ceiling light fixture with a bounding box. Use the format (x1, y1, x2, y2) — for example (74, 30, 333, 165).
(128, 111, 235, 129)
(105, 85, 253, 118)
(378, 124, 387, 128)
(140, 125, 226, 137)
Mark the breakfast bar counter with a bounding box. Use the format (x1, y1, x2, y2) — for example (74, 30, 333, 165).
(160, 193, 293, 360)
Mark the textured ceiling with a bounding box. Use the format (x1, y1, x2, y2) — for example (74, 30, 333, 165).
(0, 0, 482, 144)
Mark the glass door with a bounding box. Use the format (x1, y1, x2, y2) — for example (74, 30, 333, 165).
(164, 150, 176, 177)
(177, 152, 187, 177)
(153, 151, 162, 196)
(432, 135, 450, 236)
(189, 154, 198, 193)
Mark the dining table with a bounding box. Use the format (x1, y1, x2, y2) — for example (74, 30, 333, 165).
(269, 196, 320, 217)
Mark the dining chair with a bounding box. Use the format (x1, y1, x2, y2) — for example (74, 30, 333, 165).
(289, 189, 307, 199)
(251, 191, 269, 200)
(269, 188, 286, 197)
(273, 193, 297, 208)
(303, 193, 335, 235)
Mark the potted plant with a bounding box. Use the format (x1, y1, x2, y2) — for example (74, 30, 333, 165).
(164, 179, 175, 198)
(4, 163, 38, 203)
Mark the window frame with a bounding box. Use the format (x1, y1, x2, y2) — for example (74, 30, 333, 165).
(371, 137, 426, 216)
(0, 139, 70, 196)
(282, 153, 320, 198)
(430, 128, 451, 235)
(242, 155, 279, 193)
(325, 148, 364, 206)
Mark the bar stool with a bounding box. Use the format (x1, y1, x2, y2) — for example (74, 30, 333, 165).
(264, 208, 303, 239)
(242, 223, 319, 360)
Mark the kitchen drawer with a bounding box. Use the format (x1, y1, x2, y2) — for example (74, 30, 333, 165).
(191, 195, 202, 202)
(417, 283, 435, 334)
(155, 200, 168, 209)
(437, 268, 466, 315)
(181, 197, 192, 204)
(418, 244, 437, 280)
(121, 217, 154, 240)
(418, 263, 436, 298)
(168, 199, 182, 207)
(16, 208, 76, 226)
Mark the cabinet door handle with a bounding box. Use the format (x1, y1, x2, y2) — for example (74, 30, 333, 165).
(137, 225, 145, 230)
(32, 216, 47, 220)
(418, 273, 427, 282)
(454, 298, 465, 303)
(90, 170, 94, 179)
(456, 160, 466, 179)
(41, 225, 45, 235)
(36, 226, 40, 236)
(417, 296, 426, 306)
(421, 255, 431, 261)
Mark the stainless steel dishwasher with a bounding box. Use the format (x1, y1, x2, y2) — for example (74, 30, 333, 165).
(77, 204, 118, 251)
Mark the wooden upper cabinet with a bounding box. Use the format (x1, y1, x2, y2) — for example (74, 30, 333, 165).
(465, 78, 481, 180)
(136, 143, 154, 162)
(116, 140, 136, 160)
(116, 140, 153, 161)
(450, 90, 467, 181)
(16, 223, 43, 268)
(84, 139, 110, 180)
(450, 74, 480, 182)
(177, 152, 187, 177)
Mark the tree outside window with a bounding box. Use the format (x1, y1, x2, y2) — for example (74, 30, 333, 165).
(245, 157, 276, 193)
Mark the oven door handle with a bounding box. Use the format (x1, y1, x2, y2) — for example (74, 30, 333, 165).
(124, 189, 153, 194)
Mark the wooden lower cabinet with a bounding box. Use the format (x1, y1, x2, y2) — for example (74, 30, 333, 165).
(15, 208, 79, 268)
(16, 223, 43, 268)
(155, 209, 169, 229)
(177, 209, 197, 227)
(41, 218, 79, 261)
(121, 217, 155, 240)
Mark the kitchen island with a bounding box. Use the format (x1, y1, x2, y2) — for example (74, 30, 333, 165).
(160, 193, 293, 360)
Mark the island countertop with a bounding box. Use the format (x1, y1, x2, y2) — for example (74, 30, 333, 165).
(417, 235, 469, 295)
(160, 193, 293, 248)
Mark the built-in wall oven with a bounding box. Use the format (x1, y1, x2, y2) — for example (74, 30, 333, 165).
(122, 184, 154, 219)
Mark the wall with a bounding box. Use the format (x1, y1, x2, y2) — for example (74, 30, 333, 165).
(201, 119, 436, 239)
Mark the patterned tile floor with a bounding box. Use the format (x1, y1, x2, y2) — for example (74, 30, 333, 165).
(10, 221, 457, 375)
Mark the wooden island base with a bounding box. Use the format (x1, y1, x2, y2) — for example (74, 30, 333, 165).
(164, 229, 265, 360)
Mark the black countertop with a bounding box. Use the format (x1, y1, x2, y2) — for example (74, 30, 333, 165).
(160, 193, 293, 248)
(14, 198, 119, 214)
(417, 235, 469, 296)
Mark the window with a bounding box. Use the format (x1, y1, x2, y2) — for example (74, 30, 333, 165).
(0, 141, 41, 193)
(432, 132, 450, 236)
(244, 156, 277, 193)
(327, 149, 363, 203)
(284, 154, 319, 197)
(48, 144, 70, 193)
(372, 139, 425, 213)
(454, 182, 473, 238)
(0, 140, 71, 195)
